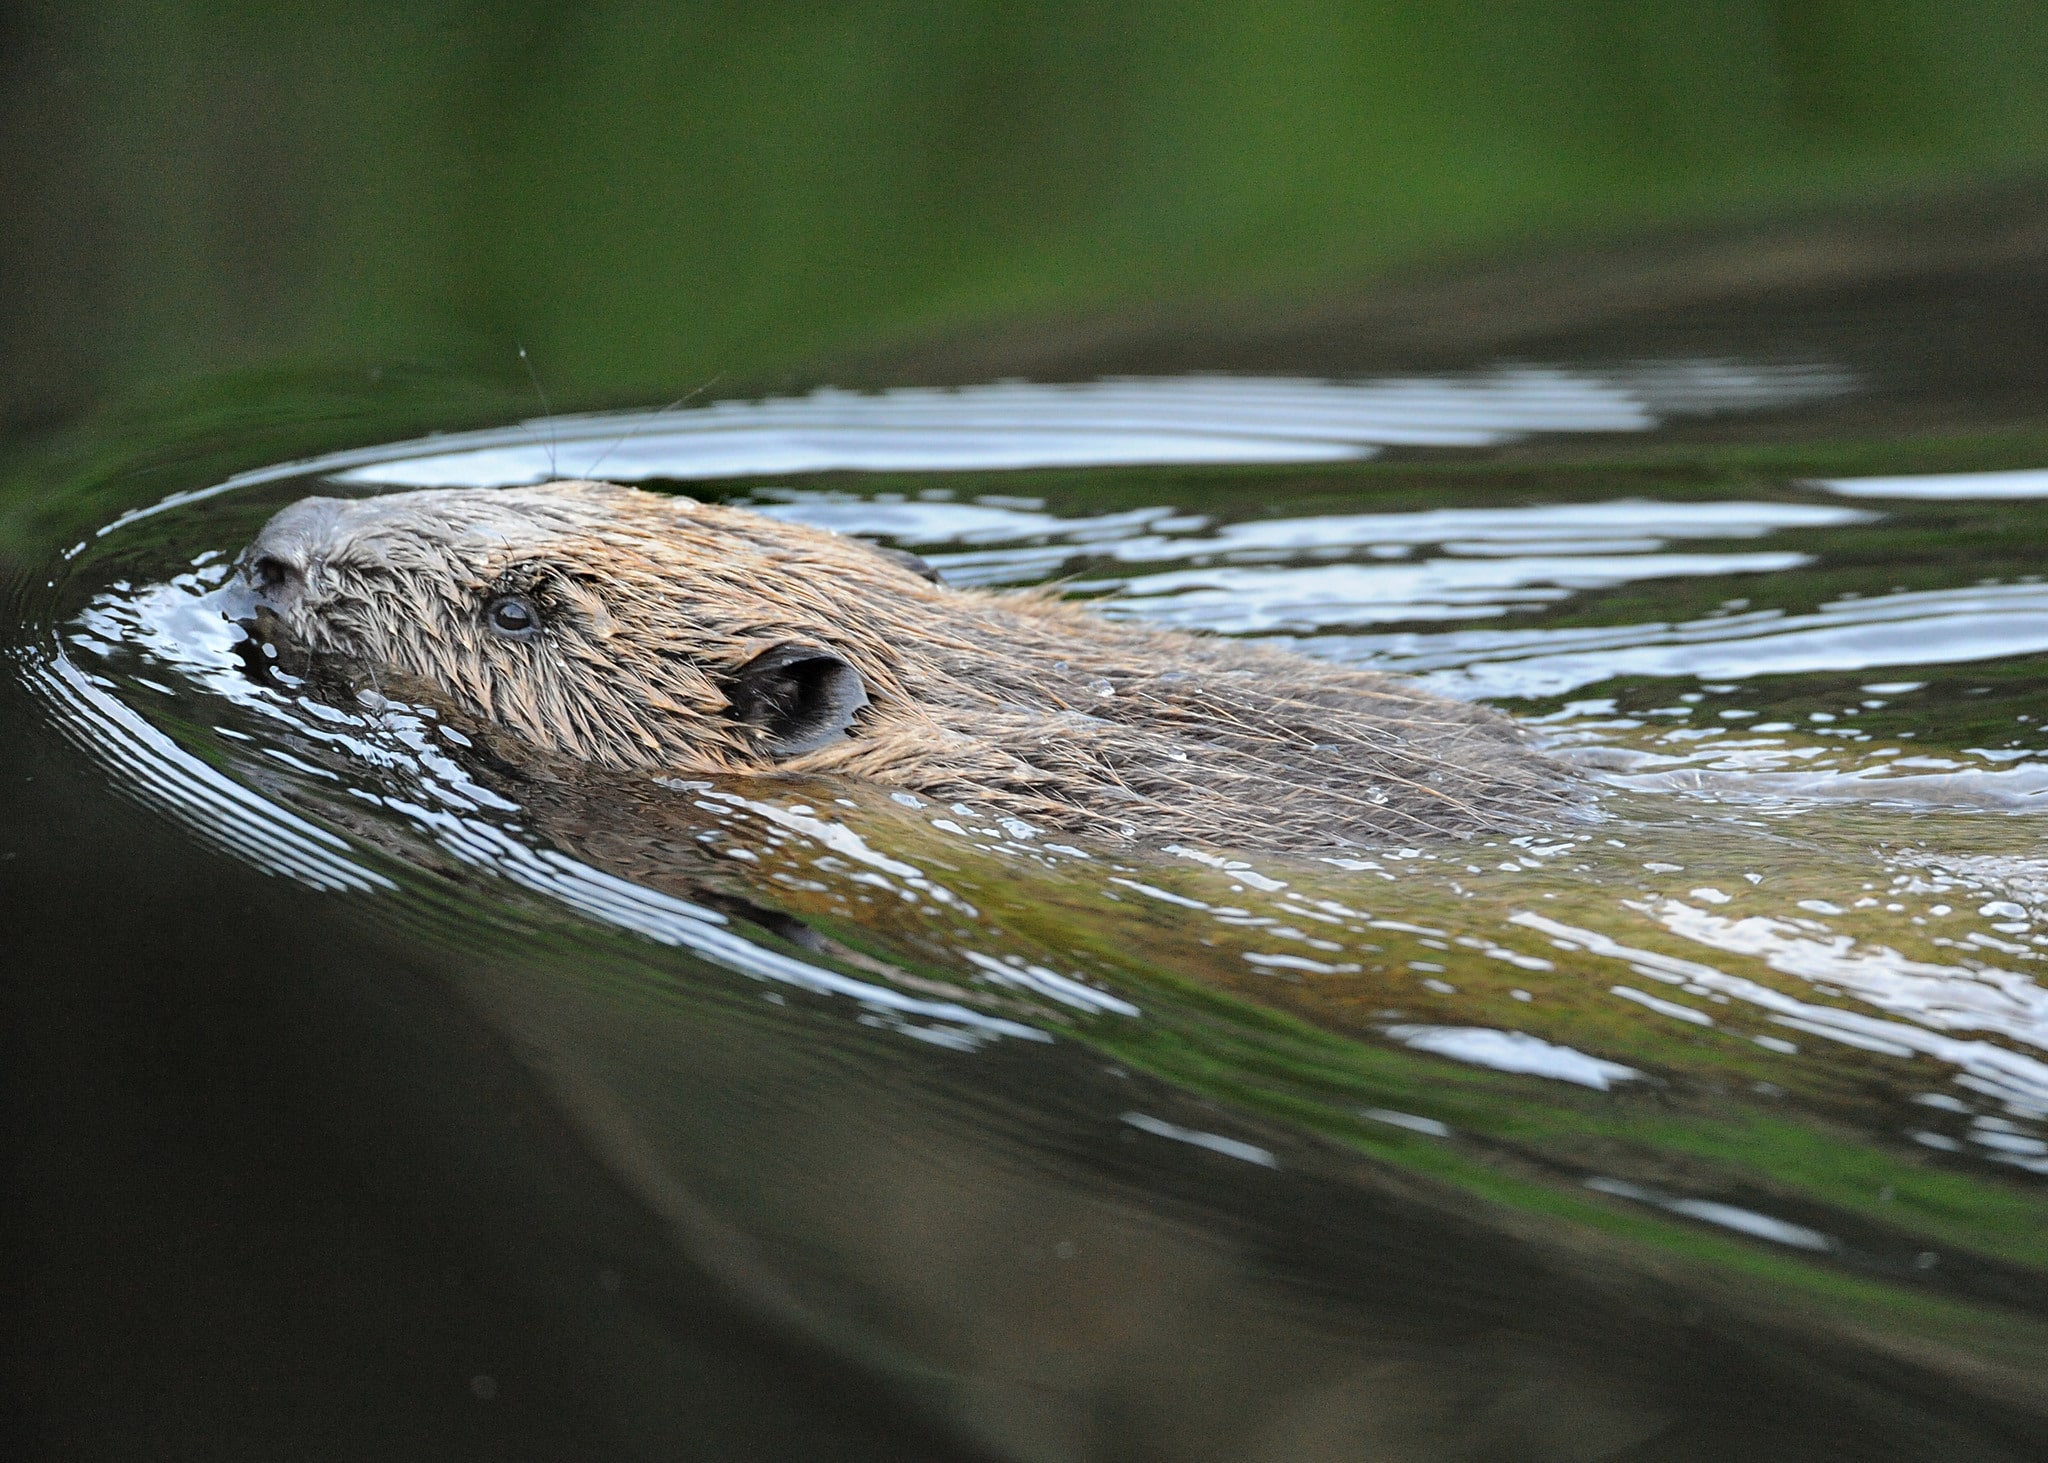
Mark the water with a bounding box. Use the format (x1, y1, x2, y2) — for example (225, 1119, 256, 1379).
(12, 349, 2048, 1460)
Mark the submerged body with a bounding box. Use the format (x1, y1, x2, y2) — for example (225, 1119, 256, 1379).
(229, 480, 1576, 849)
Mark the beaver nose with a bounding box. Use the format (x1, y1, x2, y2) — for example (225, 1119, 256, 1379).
(209, 554, 295, 629)
(219, 496, 348, 624)
(216, 544, 307, 627)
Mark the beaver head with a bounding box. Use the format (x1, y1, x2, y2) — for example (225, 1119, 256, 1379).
(228, 479, 1574, 847)
(228, 480, 938, 768)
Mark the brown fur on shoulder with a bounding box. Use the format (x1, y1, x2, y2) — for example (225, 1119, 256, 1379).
(232, 480, 1578, 849)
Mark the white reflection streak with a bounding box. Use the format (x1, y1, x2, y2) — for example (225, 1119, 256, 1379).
(35, 653, 391, 894)
(1317, 581, 2048, 700)
(1382, 1025, 1643, 1090)
(385, 795, 1048, 1043)
(318, 364, 1851, 490)
(962, 950, 1140, 1016)
(990, 501, 1865, 560)
(1086, 553, 1813, 634)
(1584, 1177, 1835, 1252)
(1816, 467, 2048, 500)
(913, 501, 1868, 591)
(755, 500, 1183, 547)
(696, 789, 975, 913)
(1511, 909, 2048, 1113)
(1121, 1111, 1279, 1167)
(1649, 901, 2048, 1053)
(1362, 1107, 1453, 1137)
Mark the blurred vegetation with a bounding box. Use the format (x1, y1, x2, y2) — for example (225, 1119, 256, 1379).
(9, 1, 2048, 427)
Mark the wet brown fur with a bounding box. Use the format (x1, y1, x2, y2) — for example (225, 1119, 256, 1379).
(238, 480, 1578, 849)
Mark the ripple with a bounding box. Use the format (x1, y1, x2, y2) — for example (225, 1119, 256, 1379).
(31, 652, 390, 895)
(1381, 1024, 1644, 1090)
(1584, 1178, 1835, 1252)
(50, 577, 1055, 1049)
(1072, 552, 1817, 633)
(314, 363, 1851, 489)
(1816, 467, 2048, 500)
(1283, 581, 2048, 699)
(1513, 909, 2048, 1118)
(898, 498, 1867, 588)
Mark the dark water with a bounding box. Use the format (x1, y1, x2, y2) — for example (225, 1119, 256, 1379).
(10, 212, 2048, 1461)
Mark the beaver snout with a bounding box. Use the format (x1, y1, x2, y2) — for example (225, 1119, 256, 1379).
(241, 497, 347, 585)
(220, 496, 351, 626)
(211, 549, 301, 632)
(234, 552, 301, 615)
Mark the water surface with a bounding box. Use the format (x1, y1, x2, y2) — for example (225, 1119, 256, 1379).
(15, 359, 2048, 1460)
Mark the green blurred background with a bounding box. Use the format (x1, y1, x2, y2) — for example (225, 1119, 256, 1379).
(7, 1, 2048, 429)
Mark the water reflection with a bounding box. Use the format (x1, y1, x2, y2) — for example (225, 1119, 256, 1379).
(1381, 1025, 1642, 1089)
(1511, 908, 2048, 1124)
(61, 524, 2048, 1185)
(1584, 1177, 1837, 1252)
(330, 362, 1852, 486)
(905, 499, 1870, 584)
(1073, 554, 1817, 632)
(1820, 467, 2048, 500)
(1386, 582, 2048, 699)
(25, 374, 2048, 1458)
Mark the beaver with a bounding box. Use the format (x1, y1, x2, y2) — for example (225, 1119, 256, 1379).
(225, 479, 1576, 850)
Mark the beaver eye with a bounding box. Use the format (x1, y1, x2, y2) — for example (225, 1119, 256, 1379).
(486, 593, 542, 642)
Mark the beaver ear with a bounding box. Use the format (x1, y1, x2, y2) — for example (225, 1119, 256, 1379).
(726, 644, 869, 757)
